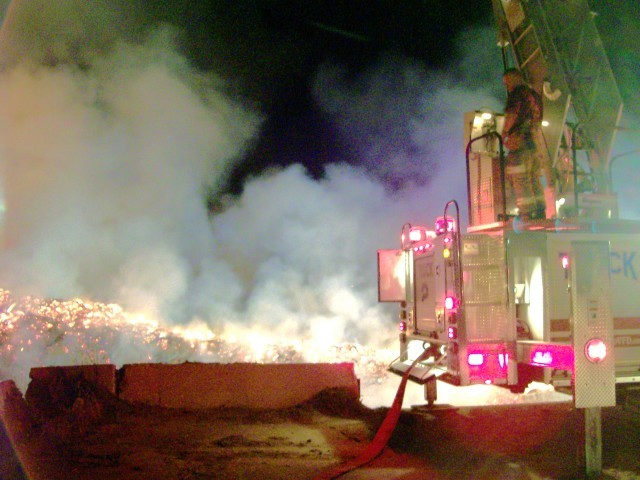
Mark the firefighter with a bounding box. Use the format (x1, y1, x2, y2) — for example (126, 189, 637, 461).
(501, 68, 554, 219)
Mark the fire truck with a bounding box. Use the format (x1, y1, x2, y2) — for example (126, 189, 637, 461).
(377, 1, 639, 473)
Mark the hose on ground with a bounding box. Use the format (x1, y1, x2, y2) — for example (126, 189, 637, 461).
(312, 349, 431, 480)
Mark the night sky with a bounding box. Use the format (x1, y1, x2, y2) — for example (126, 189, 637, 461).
(151, 0, 639, 200)
(158, 0, 497, 195)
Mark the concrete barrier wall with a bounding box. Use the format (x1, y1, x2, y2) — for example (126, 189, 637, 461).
(0, 380, 21, 417)
(25, 362, 360, 410)
(118, 362, 360, 409)
(29, 364, 117, 396)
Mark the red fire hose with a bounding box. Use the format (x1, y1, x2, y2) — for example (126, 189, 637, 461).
(312, 350, 431, 480)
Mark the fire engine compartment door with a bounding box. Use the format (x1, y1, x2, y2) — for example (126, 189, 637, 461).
(377, 249, 405, 302)
(571, 241, 616, 408)
(414, 252, 439, 332)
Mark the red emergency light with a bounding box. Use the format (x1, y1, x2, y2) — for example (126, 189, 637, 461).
(408, 228, 424, 242)
(435, 216, 455, 235)
(585, 338, 607, 363)
(444, 296, 458, 310)
(468, 353, 484, 366)
(407, 227, 436, 243)
(405, 227, 436, 254)
(524, 343, 574, 370)
(413, 243, 434, 254)
(447, 326, 457, 339)
(531, 350, 553, 366)
(466, 345, 510, 384)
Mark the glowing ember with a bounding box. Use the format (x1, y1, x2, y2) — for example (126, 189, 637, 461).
(0, 289, 394, 393)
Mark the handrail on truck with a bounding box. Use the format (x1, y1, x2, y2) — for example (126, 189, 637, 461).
(465, 131, 506, 223)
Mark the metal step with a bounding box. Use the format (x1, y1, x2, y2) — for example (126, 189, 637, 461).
(388, 359, 436, 385)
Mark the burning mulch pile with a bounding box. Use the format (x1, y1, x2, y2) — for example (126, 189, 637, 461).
(1, 373, 640, 480)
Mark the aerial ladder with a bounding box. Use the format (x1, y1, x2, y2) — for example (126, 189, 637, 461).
(490, 0, 623, 220)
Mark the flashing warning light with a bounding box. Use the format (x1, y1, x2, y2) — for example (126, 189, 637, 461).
(447, 326, 457, 339)
(405, 228, 436, 252)
(444, 296, 457, 310)
(532, 351, 553, 366)
(585, 338, 607, 363)
(407, 227, 436, 243)
(435, 216, 455, 235)
(528, 344, 574, 369)
(468, 353, 484, 366)
(498, 353, 507, 369)
(466, 347, 510, 382)
(409, 228, 423, 242)
(413, 243, 434, 254)
(399, 321, 407, 332)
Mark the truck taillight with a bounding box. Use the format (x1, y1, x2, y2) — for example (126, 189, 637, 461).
(408, 228, 423, 242)
(585, 338, 607, 363)
(406, 227, 436, 243)
(413, 243, 433, 253)
(447, 326, 457, 339)
(444, 296, 457, 310)
(435, 216, 455, 235)
(468, 353, 484, 366)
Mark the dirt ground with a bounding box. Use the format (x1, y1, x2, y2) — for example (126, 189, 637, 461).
(1, 383, 640, 480)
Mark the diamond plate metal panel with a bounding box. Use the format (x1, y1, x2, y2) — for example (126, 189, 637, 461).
(571, 241, 616, 408)
(462, 234, 505, 267)
(465, 305, 509, 342)
(462, 235, 510, 341)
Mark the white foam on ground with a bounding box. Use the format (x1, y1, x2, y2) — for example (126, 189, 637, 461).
(362, 379, 571, 408)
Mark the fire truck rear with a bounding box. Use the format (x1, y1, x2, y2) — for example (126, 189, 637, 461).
(378, 0, 640, 413)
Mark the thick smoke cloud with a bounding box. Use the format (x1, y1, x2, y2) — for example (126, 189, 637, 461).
(212, 164, 407, 347)
(0, 25, 259, 317)
(0, 1, 515, 372)
(313, 54, 502, 192)
(312, 25, 503, 225)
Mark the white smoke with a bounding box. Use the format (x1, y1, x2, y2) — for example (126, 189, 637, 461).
(0, 26, 259, 320)
(312, 28, 503, 226)
(212, 163, 406, 347)
(313, 54, 502, 192)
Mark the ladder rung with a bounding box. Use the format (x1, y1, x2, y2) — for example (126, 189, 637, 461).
(520, 47, 541, 69)
(514, 23, 534, 46)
